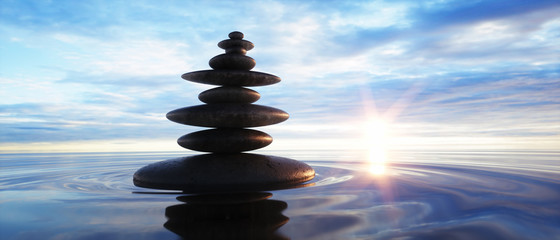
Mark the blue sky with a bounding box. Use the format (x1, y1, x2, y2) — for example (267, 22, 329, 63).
(1, 0, 559, 152)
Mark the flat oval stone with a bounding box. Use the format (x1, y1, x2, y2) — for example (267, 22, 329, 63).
(133, 153, 316, 192)
(182, 70, 281, 86)
(199, 86, 260, 104)
(167, 104, 289, 128)
(218, 39, 254, 51)
(178, 128, 272, 153)
(225, 47, 246, 55)
(209, 54, 255, 70)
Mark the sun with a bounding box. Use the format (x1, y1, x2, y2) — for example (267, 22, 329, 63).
(364, 119, 389, 142)
(363, 118, 390, 175)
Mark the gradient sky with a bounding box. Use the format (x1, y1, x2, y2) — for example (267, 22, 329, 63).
(1, 0, 559, 152)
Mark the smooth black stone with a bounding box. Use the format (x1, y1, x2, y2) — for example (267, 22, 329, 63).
(228, 31, 244, 40)
(133, 153, 316, 192)
(224, 32, 248, 54)
(225, 47, 247, 55)
(167, 104, 289, 128)
(218, 39, 254, 51)
(199, 86, 260, 104)
(209, 54, 255, 71)
(178, 128, 272, 153)
(182, 70, 280, 86)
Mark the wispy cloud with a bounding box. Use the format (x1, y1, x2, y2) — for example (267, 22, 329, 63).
(1, 0, 559, 151)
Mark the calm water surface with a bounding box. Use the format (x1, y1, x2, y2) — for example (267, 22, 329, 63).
(1, 150, 559, 239)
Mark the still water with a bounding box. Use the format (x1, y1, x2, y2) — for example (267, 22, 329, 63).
(1, 150, 559, 239)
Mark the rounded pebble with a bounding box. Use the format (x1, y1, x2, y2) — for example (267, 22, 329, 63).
(178, 128, 272, 153)
(182, 70, 281, 86)
(209, 54, 255, 71)
(166, 104, 289, 128)
(198, 86, 260, 104)
(229, 31, 244, 39)
(218, 39, 254, 51)
(225, 47, 247, 55)
(133, 153, 316, 192)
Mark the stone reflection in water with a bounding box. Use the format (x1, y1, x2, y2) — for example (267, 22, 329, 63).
(164, 192, 289, 240)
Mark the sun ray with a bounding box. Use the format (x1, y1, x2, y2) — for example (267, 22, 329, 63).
(359, 82, 425, 175)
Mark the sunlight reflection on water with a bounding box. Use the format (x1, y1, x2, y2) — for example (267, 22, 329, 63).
(368, 147, 387, 175)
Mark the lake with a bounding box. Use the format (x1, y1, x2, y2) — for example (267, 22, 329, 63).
(1, 150, 559, 239)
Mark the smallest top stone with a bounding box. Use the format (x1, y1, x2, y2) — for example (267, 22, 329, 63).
(229, 31, 244, 40)
(218, 32, 254, 52)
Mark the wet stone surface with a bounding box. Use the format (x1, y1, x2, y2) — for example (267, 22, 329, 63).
(209, 54, 256, 70)
(177, 128, 272, 153)
(181, 70, 281, 86)
(198, 86, 260, 104)
(166, 104, 289, 128)
(133, 154, 316, 192)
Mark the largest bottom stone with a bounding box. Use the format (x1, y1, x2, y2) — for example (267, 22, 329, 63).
(133, 153, 315, 192)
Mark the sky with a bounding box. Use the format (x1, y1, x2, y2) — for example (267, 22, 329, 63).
(0, 0, 559, 153)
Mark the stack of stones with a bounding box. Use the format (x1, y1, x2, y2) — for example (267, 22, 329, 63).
(168, 31, 287, 154)
(133, 32, 315, 193)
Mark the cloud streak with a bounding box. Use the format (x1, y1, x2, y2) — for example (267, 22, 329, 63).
(1, 0, 559, 151)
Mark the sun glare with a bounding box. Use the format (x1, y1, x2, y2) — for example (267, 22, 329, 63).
(368, 148, 387, 175)
(364, 118, 389, 175)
